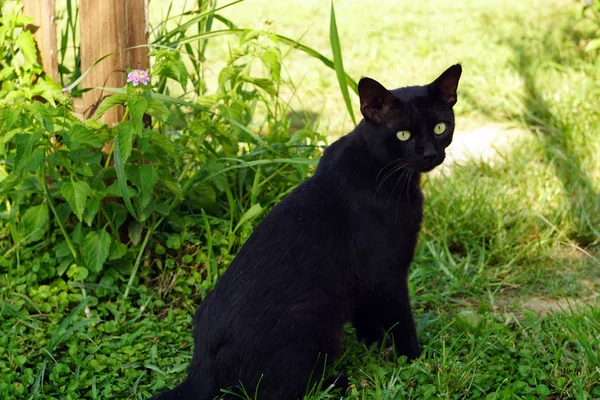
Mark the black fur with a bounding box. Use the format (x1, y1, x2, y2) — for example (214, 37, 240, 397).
(150, 64, 462, 400)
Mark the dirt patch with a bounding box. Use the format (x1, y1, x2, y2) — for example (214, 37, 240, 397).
(434, 121, 527, 176)
(519, 295, 599, 316)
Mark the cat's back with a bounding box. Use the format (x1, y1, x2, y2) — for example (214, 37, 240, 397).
(195, 138, 359, 316)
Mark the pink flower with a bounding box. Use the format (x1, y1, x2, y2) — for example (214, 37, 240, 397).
(127, 69, 150, 86)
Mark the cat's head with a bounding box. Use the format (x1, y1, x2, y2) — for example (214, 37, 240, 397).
(357, 64, 462, 172)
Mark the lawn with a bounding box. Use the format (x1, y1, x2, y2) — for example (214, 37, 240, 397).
(1, 0, 599, 399)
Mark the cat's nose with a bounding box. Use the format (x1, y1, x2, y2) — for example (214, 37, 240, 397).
(423, 143, 437, 162)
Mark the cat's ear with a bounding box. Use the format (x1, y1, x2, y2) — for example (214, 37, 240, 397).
(430, 64, 462, 106)
(358, 77, 395, 124)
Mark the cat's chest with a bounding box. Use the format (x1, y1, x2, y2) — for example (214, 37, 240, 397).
(352, 200, 423, 252)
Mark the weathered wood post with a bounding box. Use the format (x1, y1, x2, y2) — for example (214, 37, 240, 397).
(22, 0, 59, 83)
(79, 0, 149, 125)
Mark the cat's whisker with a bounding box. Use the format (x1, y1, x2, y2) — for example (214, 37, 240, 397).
(390, 167, 414, 217)
(375, 159, 406, 184)
(374, 160, 411, 201)
(395, 168, 416, 220)
(376, 160, 410, 186)
(391, 171, 407, 219)
(406, 169, 416, 213)
(387, 168, 407, 210)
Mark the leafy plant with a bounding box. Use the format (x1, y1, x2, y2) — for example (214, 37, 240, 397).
(0, 6, 44, 96)
(580, 0, 600, 52)
(0, 0, 349, 298)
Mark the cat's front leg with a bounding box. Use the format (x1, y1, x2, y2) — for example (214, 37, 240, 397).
(379, 289, 421, 360)
(352, 302, 384, 345)
(352, 290, 421, 359)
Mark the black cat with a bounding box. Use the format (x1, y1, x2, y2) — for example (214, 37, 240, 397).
(150, 64, 462, 400)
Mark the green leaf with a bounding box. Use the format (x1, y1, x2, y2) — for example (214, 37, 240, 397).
(166, 235, 181, 249)
(113, 126, 139, 221)
(21, 203, 49, 242)
(75, 164, 94, 177)
(175, 60, 189, 90)
(61, 180, 91, 221)
(128, 164, 159, 210)
(105, 181, 137, 197)
(71, 222, 83, 245)
(67, 265, 89, 281)
(218, 66, 238, 88)
(234, 203, 263, 232)
(82, 230, 112, 273)
(0, 107, 20, 134)
(536, 385, 550, 396)
(455, 310, 484, 333)
(194, 182, 216, 204)
(223, 100, 245, 125)
(83, 198, 101, 227)
(289, 129, 320, 143)
(21, 147, 45, 174)
(64, 123, 104, 150)
(241, 30, 260, 44)
(195, 94, 220, 109)
(116, 122, 134, 164)
(109, 241, 127, 261)
(205, 162, 228, 192)
(46, 297, 93, 351)
(153, 63, 179, 83)
(329, 1, 356, 125)
(28, 102, 55, 132)
(146, 98, 170, 122)
(153, 55, 187, 90)
(15, 30, 38, 64)
(14, 14, 34, 26)
(154, 202, 170, 216)
(149, 133, 177, 161)
(15, 355, 27, 367)
(260, 48, 281, 83)
(55, 240, 72, 259)
(96, 93, 128, 119)
(14, 132, 42, 172)
(585, 38, 600, 52)
(159, 172, 183, 200)
(128, 221, 143, 246)
(128, 97, 148, 134)
(245, 77, 277, 96)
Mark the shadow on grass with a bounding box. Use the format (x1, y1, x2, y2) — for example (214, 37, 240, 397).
(286, 109, 321, 134)
(506, 25, 600, 246)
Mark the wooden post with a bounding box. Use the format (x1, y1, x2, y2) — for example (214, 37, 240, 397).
(22, 0, 59, 83)
(126, 1, 150, 71)
(79, 0, 149, 125)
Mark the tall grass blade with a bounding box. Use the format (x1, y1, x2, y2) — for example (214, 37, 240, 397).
(329, 1, 356, 125)
(46, 297, 91, 351)
(113, 128, 140, 221)
(166, 29, 358, 94)
(152, 0, 244, 45)
(29, 360, 46, 400)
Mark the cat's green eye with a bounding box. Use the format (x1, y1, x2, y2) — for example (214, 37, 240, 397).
(396, 130, 411, 141)
(434, 123, 446, 135)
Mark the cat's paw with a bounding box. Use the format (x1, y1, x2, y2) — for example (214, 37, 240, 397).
(407, 346, 422, 361)
(355, 325, 384, 346)
(392, 343, 422, 361)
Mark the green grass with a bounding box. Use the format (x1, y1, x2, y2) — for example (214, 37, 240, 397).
(1, 0, 600, 399)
